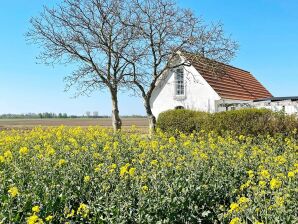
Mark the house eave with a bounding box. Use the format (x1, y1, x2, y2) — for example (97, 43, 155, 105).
(253, 96, 298, 102)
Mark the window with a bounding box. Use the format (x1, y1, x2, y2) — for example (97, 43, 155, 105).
(175, 68, 184, 96)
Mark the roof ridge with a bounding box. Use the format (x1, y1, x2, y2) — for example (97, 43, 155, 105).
(181, 51, 251, 73)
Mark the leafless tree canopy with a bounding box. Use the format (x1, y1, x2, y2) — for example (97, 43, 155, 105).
(123, 0, 238, 92)
(27, 0, 137, 95)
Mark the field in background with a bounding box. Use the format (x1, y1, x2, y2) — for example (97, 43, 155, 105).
(0, 118, 149, 131)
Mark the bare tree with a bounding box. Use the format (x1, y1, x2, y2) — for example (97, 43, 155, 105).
(27, 0, 136, 131)
(123, 0, 238, 132)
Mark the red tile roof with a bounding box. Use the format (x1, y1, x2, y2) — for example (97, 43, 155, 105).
(183, 53, 273, 101)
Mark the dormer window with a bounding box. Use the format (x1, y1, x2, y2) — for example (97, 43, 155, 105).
(175, 68, 185, 96)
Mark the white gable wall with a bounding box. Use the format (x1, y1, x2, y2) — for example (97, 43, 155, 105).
(150, 65, 221, 119)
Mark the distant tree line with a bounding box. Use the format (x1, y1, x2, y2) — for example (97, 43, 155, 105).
(0, 112, 145, 119)
(0, 113, 73, 119)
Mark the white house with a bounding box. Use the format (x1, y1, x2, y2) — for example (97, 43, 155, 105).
(150, 52, 298, 118)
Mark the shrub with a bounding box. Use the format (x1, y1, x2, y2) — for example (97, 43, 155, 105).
(211, 109, 298, 136)
(270, 112, 298, 135)
(157, 109, 208, 134)
(210, 108, 273, 135)
(157, 108, 298, 136)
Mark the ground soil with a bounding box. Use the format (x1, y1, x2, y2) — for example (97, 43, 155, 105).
(0, 118, 149, 132)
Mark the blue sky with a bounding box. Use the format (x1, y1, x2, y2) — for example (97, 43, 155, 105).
(0, 0, 297, 116)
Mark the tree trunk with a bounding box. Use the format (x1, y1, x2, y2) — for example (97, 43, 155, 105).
(144, 97, 156, 135)
(110, 89, 122, 132)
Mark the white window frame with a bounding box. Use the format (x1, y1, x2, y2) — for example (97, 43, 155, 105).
(175, 68, 185, 97)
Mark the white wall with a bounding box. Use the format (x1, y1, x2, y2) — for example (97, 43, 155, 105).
(254, 101, 298, 115)
(215, 99, 252, 112)
(150, 64, 221, 119)
(285, 105, 298, 115)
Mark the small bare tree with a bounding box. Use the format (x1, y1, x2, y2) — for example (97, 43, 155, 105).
(27, 0, 136, 131)
(124, 0, 238, 132)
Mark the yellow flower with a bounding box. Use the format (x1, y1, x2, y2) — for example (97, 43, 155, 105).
(151, 141, 159, 149)
(260, 169, 270, 179)
(183, 140, 191, 147)
(129, 167, 136, 176)
(81, 146, 88, 151)
(199, 153, 208, 160)
(8, 186, 19, 197)
(141, 185, 149, 192)
(229, 202, 239, 212)
(46, 147, 55, 156)
(275, 155, 286, 165)
(120, 163, 130, 177)
(66, 209, 75, 218)
(288, 171, 295, 178)
(270, 178, 282, 190)
(150, 160, 158, 166)
(77, 203, 89, 218)
(258, 180, 266, 188)
(230, 217, 241, 224)
(0, 155, 5, 163)
(238, 135, 245, 141)
(247, 170, 254, 178)
(274, 196, 284, 207)
(27, 214, 44, 224)
(32, 205, 40, 213)
(240, 180, 251, 191)
(19, 147, 29, 155)
(238, 196, 249, 204)
(95, 163, 104, 172)
(169, 136, 176, 144)
(33, 145, 41, 151)
(45, 215, 53, 222)
(4, 150, 13, 160)
(57, 159, 67, 167)
(110, 163, 117, 169)
(93, 152, 100, 159)
(254, 221, 264, 224)
(84, 175, 91, 183)
(103, 143, 110, 151)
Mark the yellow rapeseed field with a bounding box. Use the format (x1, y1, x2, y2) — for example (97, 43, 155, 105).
(0, 127, 297, 223)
